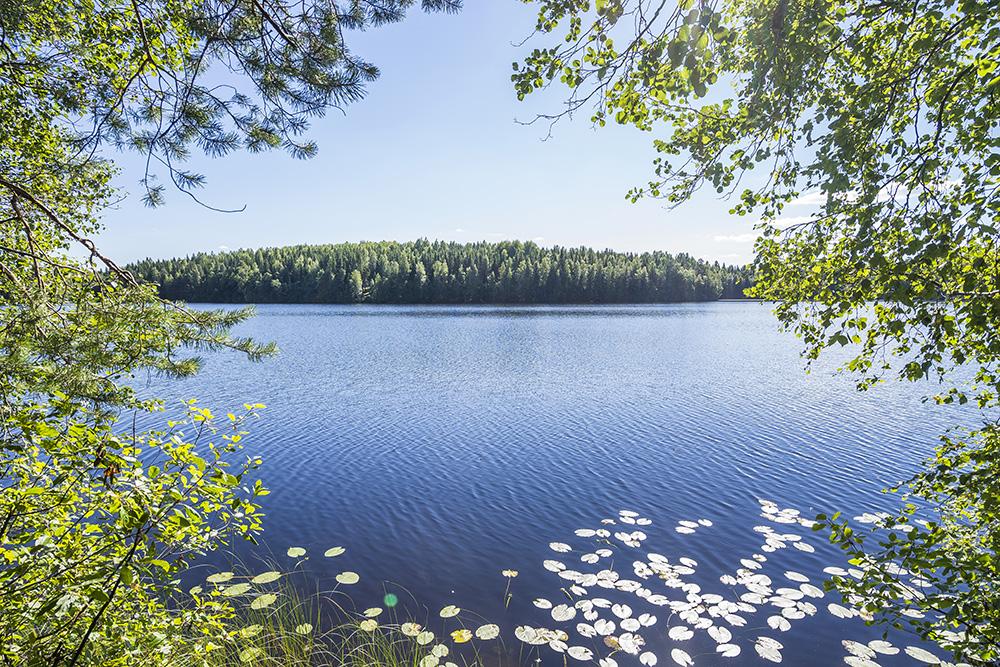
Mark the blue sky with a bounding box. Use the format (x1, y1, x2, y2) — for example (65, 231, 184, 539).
(97, 2, 770, 265)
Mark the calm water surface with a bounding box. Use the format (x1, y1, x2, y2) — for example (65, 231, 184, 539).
(142, 303, 967, 665)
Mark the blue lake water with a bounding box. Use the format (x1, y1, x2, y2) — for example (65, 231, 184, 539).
(141, 303, 968, 665)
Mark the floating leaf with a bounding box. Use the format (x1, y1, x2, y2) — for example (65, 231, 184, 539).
(420, 656, 439, 667)
(567, 647, 593, 661)
(363, 607, 383, 618)
(240, 624, 262, 638)
(286, 547, 306, 558)
(501, 569, 519, 577)
(867, 640, 898, 655)
(401, 623, 422, 637)
(767, 615, 791, 632)
(416, 631, 435, 645)
(324, 547, 346, 557)
(552, 604, 576, 622)
(450, 629, 472, 643)
(670, 648, 693, 666)
(250, 593, 277, 610)
(251, 571, 281, 584)
(639, 652, 657, 666)
(207, 572, 234, 584)
(828, 603, 854, 618)
(239, 647, 263, 663)
(717, 644, 741, 658)
(439, 605, 460, 618)
(221, 583, 251, 597)
(755, 637, 783, 663)
(431, 644, 449, 658)
(903, 646, 941, 664)
(475, 624, 500, 640)
(295, 623, 313, 635)
(335, 571, 360, 585)
(359, 619, 378, 632)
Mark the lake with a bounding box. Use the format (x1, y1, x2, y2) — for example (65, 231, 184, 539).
(141, 303, 965, 666)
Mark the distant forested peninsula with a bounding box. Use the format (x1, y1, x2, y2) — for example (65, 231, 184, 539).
(130, 240, 753, 304)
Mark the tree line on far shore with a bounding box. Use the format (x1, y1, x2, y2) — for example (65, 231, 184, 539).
(129, 240, 753, 304)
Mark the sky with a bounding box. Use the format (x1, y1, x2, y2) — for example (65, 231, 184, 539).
(96, 1, 775, 265)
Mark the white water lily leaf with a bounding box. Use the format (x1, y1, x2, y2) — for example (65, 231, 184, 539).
(416, 630, 435, 645)
(755, 637, 783, 663)
(514, 626, 536, 643)
(251, 571, 281, 584)
(828, 603, 854, 618)
(324, 546, 346, 557)
(668, 626, 693, 641)
(903, 646, 941, 664)
(239, 647, 263, 663)
(363, 607, 383, 618)
(717, 644, 741, 658)
(401, 623, 422, 637)
(420, 656, 439, 667)
(295, 623, 313, 635)
(250, 593, 276, 610)
(359, 619, 378, 632)
(843, 657, 880, 667)
(670, 648, 693, 667)
(550, 542, 572, 553)
(612, 603, 633, 619)
(221, 583, 251, 597)
(439, 605, 460, 618)
(843, 640, 876, 658)
(567, 647, 593, 661)
(708, 626, 732, 644)
(533, 598, 553, 609)
(639, 652, 657, 666)
(335, 571, 360, 585)
(551, 604, 576, 622)
(600, 658, 618, 667)
(543, 560, 566, 572)
(207, 572, 234, 584)
(867, 640, 898, 655)
(767, 615, 791, 632)
(286, 547, 306, 558)
(475, 624, 500, 640)
(594, 619, 616, 635)
(576, 623, 597, 638)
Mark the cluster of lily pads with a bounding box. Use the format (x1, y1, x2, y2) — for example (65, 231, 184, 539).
(505, 502, 962, 667)
(193, 504, 965, 666)
(194, 544, 505, 666)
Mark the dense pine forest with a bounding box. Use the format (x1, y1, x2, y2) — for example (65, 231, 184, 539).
(130, 240, 753, 304)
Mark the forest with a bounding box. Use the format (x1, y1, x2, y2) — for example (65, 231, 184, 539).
(130, 240, 753, 304)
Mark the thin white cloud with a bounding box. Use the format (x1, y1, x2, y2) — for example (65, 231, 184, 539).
(713, 232, 758, 243)
(769, 215, 815, 229)
(454, 228, 465, 233)
(789, 190, 826, 206)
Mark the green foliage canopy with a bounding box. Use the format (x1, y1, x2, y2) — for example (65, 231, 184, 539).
(513, 0, 999, 661)
(1, 1, 459, 664)
(130, 239, 752, 303)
